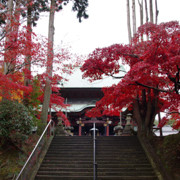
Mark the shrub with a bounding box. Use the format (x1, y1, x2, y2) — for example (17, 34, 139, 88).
(0, 99, 34, 147)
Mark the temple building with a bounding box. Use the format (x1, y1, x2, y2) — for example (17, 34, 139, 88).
(50, 66, 178, 137)
(52, 66, 128, 136)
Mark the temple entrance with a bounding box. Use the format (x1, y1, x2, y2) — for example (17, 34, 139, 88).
(55, 87, 125, 136)
(76, 118, 113, 136)
(52, 110, 129, 136)
(52, 109, 133, 136)
(72, 123, 115, 136)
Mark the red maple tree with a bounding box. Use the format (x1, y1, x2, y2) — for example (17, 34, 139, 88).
(81, 21, 180, 135)
(0, 22, 72, 126)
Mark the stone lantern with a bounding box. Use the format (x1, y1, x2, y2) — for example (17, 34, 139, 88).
(113, 122, 123, 136)
(123, 113, 132, 135)
(64, 126, 74, 136)
(126, 113, 132, 125)
(55, 117, 66, 136)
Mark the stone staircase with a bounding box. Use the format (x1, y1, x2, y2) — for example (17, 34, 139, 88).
(96, 136, 158, 180)
(35, 136, 158, 180)
(35, 136, 93, 180)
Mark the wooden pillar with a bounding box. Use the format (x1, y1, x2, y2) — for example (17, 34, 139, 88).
(79, 125, 82, 136)
(106, 125, 109, 136)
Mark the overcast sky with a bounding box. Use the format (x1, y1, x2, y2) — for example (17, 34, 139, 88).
(34, 0, 180, 56)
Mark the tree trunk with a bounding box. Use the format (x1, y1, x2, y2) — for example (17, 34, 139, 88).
(9, 0, 20, 73)
(138, 0, 143, 26)
(158, 112, 163, 136)
(145, 89, 153, 135)
(13, 0, 20, 35)
(1, 0, 13, 100)
(155, 0, 159, 24)
(144, 0, 148, 23)
(24, 0, 32, 87)
(149, 0, 154, 23)
(3, 0, 21, 75)
(6, 0, 13, 26)
(3, 0, 13, 75)
(126, 0, 132, 43)
(133, 89, 159, 137)
(41, 0, 56, 124)
(23, 0, 33, 106)
(133, 94, 143, 133)
(132, 0, 136, 36)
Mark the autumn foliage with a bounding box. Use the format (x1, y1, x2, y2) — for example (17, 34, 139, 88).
(0, 21, 72, 126)
(81, 21, 180, 132)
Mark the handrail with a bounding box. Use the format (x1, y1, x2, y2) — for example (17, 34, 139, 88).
(93, 122, 97, 180)
(16, 119, 55, 180)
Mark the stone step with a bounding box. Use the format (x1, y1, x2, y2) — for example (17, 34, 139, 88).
(43, 156, 93, 159)
(47, 148, 142, 152)
(36, 171, 156, 176)
(35, 175, 94, 180)
(42, 160, 150, 165)
(53, 136, 92, 139)
(96, 139, 139, 141)
(97, 137, 138, 140)
(44, 156, 148, 162)
(96, 140, 140, 143)
(40, 163, 152, 168)
(47, 149, 93, 152)
(51, 140, 139, 143)
(44, 153, 147, 158)
(97, 176, 158, 180)
(35, 175, 158, 180)
(52, 139, 137, 142)
(46, 151, 145, 155)
(46, 150, 93, 154)
(45, 153, 146, 158)
(51, 140, 92, 142)
(40, 164, 94, 168)
(42, 160, 93, 164)
(43, 155, 148, 160)
(47, 147, 143, 150)
(50, 143, 92, 146)
(38, 167, 155, 172)
(49, 145, 93, 147)
(49, 144, 142, 147)
(50, 144, 92, 147)
(38, 167, 94, 172)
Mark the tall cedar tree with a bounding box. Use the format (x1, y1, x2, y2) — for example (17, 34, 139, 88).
(40, 0, 89, 124)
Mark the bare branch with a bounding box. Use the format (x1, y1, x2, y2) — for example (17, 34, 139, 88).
(167, 112, 180, 115)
